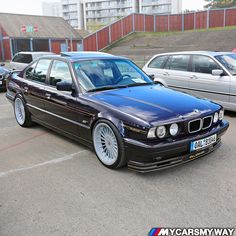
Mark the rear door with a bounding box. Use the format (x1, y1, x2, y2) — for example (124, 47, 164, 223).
(189, 55, 230, 106)
(162, 54, 191, 92)
(22, 59, 51, 120)
(143, 55, 169, 83)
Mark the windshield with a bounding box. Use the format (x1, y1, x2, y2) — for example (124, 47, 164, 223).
(215, 54, 236, 75)
(73, 59, 153, 92)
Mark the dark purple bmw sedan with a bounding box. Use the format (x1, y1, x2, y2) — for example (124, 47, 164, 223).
(6, 53, 229, 172)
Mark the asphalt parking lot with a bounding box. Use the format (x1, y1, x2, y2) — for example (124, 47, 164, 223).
(0, 92, 235, 236)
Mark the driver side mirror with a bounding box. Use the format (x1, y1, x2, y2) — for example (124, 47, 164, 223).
(148, 74, 155, 80)
(212, 69, 224, 76)
(56, 81, 73, 92)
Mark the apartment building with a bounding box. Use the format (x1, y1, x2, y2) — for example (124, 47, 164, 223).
(61, 0, 182, 30)
(141, 0, 182, 15)
(42, 1, 63, 17)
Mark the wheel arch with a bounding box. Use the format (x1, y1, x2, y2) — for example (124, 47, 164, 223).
(90, 113, 126, 137)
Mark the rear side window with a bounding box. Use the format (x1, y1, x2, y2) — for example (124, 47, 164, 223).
(49, 60, 72, 86)
(192, 55, 221, 74)
(32, 59, 51, 83)
(164, 55, 190, 72)
(12, 54, 33, 64)
(148, 55, 168, 69)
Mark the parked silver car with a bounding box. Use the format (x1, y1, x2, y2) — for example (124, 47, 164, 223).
(9, 51, 54, 70)
(143, 51, 236, 112)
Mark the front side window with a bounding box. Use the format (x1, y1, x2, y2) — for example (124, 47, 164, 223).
(49, 60, 72, 86)
(192, 55, 221, 74)
(215, 54, 236, 75)
(25, 62, 37, 80)
(73, 59, 153, 92)
(148, 55, 169, 69)
(164, 55, 190, 72)
(32, 59, 51, 83)
(13, 54, 32, 64)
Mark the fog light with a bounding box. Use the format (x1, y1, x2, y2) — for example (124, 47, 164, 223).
(219, 110, 224, 120)
(156, 126, 166, 138)
(170, 123, 179, 136)
(213, 112, 219, 123)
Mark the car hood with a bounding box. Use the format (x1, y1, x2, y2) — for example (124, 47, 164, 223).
(86, 85, 220, 126)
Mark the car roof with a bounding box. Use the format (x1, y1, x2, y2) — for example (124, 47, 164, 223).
(61, 51, 111, 57)
(60, 51, 127, 60)
(39, 52, 127, 61)
(16, 51, 55, 55)
(153, 51, 234, 57)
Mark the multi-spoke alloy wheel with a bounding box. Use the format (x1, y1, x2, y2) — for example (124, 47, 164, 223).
(14, 96, 33, 127)
(15, 97, 26, 125)
(93, 122, 119, 166)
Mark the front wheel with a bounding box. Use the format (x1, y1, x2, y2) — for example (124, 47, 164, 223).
(92, 120, 126, 169)
(14, 95, 33, 127)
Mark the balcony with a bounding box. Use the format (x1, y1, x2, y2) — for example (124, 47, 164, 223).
(85, 3, 132, 11)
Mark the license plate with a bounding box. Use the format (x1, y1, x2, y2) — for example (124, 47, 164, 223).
(190, 134, 217, 152)
(0, 81, 2, 85)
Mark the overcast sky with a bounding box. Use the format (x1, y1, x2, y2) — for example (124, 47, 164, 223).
(0, 0, 205, 15)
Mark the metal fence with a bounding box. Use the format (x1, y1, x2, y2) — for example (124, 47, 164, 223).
(82, 7, 236, 51)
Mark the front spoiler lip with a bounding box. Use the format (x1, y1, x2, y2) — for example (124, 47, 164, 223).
(125, 120, 229, 173)
(128, 140, 221, 173)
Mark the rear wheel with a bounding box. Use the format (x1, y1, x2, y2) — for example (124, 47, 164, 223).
(93, 120, 126, 169)
(14, 95, 33, 127)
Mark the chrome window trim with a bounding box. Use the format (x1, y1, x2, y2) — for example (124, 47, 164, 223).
(202, 115, 213, 130)
(27, 103, 90, 129)
(188, 118, 203, 134)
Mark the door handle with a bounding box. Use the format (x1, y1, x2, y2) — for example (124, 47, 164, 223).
(190, 75, 198, 79)
(163, 72, 169, 76)
(23, 86, 29, 93)
(45, 93, 51, 99)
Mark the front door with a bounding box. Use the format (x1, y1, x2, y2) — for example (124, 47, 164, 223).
(43, 59, 90, 139)
(189, 55, 230, 107)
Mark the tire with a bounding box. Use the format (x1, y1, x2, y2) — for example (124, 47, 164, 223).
(92, 120, 127, 169)
(14, 95, 33, 127)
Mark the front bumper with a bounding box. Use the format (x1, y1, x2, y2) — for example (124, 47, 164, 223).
(124, 120, 229, 173)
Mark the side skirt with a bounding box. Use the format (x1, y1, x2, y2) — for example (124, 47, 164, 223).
(32, 116, 93, 150)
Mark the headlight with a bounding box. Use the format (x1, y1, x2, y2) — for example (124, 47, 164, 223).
(147, 127, 156, 138)
(156, 126, 166, 138)
(213, 112, 219, 123)
(219, 110, 224, 120)
(170, 123, 179, 136)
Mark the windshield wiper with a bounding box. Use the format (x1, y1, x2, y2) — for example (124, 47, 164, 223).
(125, 82, 154, 87)
(88, 85, 127, 92)
(87, 82, 153, 92)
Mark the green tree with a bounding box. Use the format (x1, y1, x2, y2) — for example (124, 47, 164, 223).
(204, 0, 236, 8)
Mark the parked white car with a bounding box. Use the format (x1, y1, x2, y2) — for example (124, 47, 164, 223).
(9, 52, 54, 71)
(143, 51, 236, 112)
